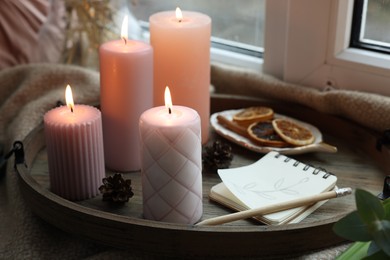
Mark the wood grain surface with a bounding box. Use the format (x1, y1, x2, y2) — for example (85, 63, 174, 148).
(15, 94, 387, 258)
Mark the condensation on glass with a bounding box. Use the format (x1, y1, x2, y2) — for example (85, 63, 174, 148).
(129, 0, 265, 48)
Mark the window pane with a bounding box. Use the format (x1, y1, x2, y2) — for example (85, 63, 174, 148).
(362, 0, 390, 46)
(130, 0, 265, 48)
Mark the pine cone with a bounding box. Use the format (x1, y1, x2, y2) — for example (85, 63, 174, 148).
(99, 173, 134, 203)
(203, 140, 233, 172)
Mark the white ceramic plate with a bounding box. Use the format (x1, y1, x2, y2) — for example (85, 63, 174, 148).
(210, 109, 337, 155)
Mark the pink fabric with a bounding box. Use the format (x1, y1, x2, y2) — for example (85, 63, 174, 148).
(0, 0, 65, 69)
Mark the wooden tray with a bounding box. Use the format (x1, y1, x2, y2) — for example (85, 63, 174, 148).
(15, 94, 388, 258)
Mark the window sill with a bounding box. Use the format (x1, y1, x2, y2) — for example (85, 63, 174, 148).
(334, 48, 390, 76)
(211, 47, 263, 72)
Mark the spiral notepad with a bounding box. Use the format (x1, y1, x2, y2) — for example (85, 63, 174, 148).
(210, 151, 337, 225)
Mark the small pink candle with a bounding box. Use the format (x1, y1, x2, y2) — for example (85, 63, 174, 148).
(150, 8, 211, 144)
(44, 85, 105, 201)
(100, 16, 153, 172)
(139, 87, 203, 224)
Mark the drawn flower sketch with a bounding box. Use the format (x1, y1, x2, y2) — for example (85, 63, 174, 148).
(232, 177, 310, 200)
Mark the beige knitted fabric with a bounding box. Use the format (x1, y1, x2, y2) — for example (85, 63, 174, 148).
(0, 64, 108, 259)
(0, 63, 363, 259)
(0, 64, 100, 146)
(211, 64, 390, 133)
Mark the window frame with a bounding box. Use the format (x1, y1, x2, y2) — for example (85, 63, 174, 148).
(210, 36, 263, 71)
(263, 0, 390, 96)
(136, 7, 264, 72)
(350, 0, 390, 55)
(138, 19, 263, 71)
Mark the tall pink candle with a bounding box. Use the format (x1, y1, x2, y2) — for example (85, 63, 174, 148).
(139, 87, 203, 224)
(100, 16, 153, 172)
(44, 85, 105, 201)
(150, 9, 211, 144)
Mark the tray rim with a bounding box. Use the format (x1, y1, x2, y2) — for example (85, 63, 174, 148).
(14, 94, 389, 258)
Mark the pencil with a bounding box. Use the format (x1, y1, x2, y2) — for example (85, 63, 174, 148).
(196, 187, 352, 226)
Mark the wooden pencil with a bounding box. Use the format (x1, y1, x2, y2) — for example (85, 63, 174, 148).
(196, 187, 352, 226)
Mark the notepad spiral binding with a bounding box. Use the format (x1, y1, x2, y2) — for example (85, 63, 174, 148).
(274, 153, 334, 179)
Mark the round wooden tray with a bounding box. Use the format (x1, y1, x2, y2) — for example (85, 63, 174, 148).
(15, 94, 388, 258)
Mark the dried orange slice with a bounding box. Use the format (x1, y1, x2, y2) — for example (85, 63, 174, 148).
(233, 107, 274, 127)
(247, 121, 290, 148)
(272, 118, 315, 146)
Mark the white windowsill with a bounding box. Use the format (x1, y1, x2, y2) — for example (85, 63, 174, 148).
(211, 47, 263, 72)
(334, 48, 390, 76)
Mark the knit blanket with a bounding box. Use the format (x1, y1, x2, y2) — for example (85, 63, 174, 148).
(211, 64, 390, 133)
(3, 63, 383, 259)
(0, 64, 108, 259)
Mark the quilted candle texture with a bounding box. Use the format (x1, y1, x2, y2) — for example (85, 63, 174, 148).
(139, 105, 203, 224)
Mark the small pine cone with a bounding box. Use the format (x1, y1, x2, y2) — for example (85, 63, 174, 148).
(203, 140, 233, 171)
(99, 173, 134, 203)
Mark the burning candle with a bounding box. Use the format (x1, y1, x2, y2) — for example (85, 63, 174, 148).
(139, 87, 203, 224)
(150, 8, 211, 144)
(44, 85, 105, 201)
(100, 15, 153, 172)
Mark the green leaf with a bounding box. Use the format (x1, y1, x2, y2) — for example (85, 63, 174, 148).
(336, 242, 370, 260)
(369, 220, 390, 256)
(383, 199, 390, 220)
(334, 191, 390, 259)
(333, 211, 372, 241)
(367, 241, 382, 257)
(356, 189, 385, 224)
(364, 248, 390, 260)
(355, 189, 385, 224)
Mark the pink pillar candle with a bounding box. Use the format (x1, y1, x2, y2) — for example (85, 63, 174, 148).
(149, 9, 211, 144)
(99, 26, 153, 172)
(44, 104, 105, 201)
(139, 104, 203, 224)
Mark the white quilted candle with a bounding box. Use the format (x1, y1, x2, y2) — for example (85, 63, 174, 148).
(44, 85, 105, 201)
(139, 87, 202, 224)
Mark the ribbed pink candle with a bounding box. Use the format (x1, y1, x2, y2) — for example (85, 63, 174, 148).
(139, 96, 203, 223)
(44, 104, 105, 201)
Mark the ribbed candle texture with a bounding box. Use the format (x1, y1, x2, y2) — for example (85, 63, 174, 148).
(44, 105, 105, 201)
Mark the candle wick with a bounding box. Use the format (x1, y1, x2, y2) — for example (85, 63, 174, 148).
(168, 107, 172, 114)
(71, 107, 74, 113)
(122, 37, 127, 45)
(179, 19, 182, 23)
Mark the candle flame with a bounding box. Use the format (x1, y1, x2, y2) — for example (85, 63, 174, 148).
(65, 84, 74, 113)
(164, 86, 173, 114)
(121, 15, 128, 44)
(175, 7, 183, 22)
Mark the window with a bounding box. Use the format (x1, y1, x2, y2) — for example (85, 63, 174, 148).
(126, 0, 264, 70)
(264, 0, 390, 96)
(119, 0, 390, 95)
(351, 0, 390, 54)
